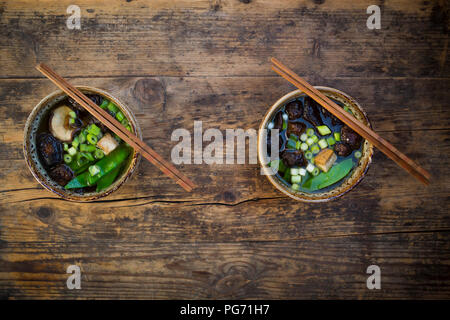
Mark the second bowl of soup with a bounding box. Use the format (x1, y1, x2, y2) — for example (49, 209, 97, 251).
(258, 87, 373, 202)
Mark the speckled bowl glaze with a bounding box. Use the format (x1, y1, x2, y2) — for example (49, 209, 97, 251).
(23, 86, 142, 202)
(258, 87, 373, 202)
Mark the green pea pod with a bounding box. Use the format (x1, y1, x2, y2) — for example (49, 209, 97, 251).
(96, 165, 122, 192)
(303, 158, 354, 191)
(86, 144, 131, 186)
(65, 171, 90, 189)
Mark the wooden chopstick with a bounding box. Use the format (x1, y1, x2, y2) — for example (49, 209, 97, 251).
(36, 63, 196, 192)
(271, 57, 430, 185)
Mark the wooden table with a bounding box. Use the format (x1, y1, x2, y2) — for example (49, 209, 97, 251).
(0, 0, 449, 299)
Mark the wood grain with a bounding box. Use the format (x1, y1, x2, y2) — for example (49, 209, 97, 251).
(0, 0, 449, 299)
(0, 0, 448, 78)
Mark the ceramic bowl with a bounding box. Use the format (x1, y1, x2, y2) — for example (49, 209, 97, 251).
(23, 86, 141, 202)
(257, 87, 373, 202)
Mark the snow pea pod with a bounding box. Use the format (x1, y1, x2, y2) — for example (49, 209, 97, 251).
(65, 171, 90, 189)
(96, 165, 122, 192)
(303, 158, 354, 191)
(65, 144, 131, 189)
(86, 144, 131, 186)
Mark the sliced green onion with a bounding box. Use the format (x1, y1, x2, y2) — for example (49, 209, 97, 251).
(100, 99, 109, 109)
(78, 132, 86, 143)
(69, 118, 75, 125)
(72, 136, 79, 149)
(306, 128, 315, 136)
(63, 143, 69, 151)
(290, 168, 299, 176)
(282, 113, 288, 121)
(306, 163, 315, 173)
(311, 135, 319, 143)
(87, 124, 101, 136)
(69, 111, 77, 119)
(311, 144, 320, 154)
(312, 167, 320, 176)
(64, 154, 72, 164)
(343, 106, 353, 115)
(326, 137, 336, 146)
(305, 151, 313, 160)
(80, 144, 96, 152)
(316, 125, 331, 136)
(299, 168, 307, 176)
(354, 151, 362, 159)
(282, 121, 287, 130)
(68, 146, 77, 156)
(296, 140, 301, 150)
(318, 139, 328, 149)
(300, 142, 308, 151)
(300, 133, 308, 142)
(267, 122, 274, 130)
(291, 175, 301, 184)
(89, 164, 101, 176)
(334, 132, 341, 141)
(87, 133, 98, 145)
(121, 117, 129, 126)
(306, 137, 315, 146)
(81, 152, 95, 162)
(291, 183, 300, 191)
(289, 134, 299, 142)
(107, 101, 119, 114)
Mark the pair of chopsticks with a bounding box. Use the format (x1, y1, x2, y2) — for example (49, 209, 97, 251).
(36, 63, 196, 192)
(271, 57, 431, 185)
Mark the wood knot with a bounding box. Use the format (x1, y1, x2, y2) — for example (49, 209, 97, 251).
(213, 260, 257, 296)
(223, 191, 236, 202)
(35, 207, 54, 222)
(239, 0, 252, 4)
(132, 78, 166, 111)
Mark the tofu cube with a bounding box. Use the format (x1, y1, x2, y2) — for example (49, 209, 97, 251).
(314, 149, 337, 173)
(96, 133, 119, 155)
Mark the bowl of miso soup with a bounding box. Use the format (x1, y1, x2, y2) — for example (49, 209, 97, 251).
(24, 86, 141, 201)
(258, 87, 373, 202)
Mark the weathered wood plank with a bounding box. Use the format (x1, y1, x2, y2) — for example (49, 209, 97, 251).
(0, 129, 448, 243)
(0, 232, 448, 299)
(0, 0, 448, 78)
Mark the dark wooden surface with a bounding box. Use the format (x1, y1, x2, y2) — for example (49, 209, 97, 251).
(0, 0, 449, 299)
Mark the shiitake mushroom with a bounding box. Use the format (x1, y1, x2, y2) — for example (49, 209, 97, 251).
(37, 133, 63, 168)
(287, 121, 306, 137)
(285, 100, 303, 120)
(68, 94, 103, 112)
(49, 105, 80, 142)
(341, 126, 362, 150)
(303, 97, 324, 126)
(273, 111, 283, 130)
(48, 164, 74, 186)
(281, 149, 307, 167)
(334, 143, 352, 157)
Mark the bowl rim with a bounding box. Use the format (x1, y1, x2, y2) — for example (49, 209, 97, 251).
(257, 87, 374, 203)
(23, 86, 142, 202)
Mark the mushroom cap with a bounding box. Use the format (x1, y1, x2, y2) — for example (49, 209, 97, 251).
(49, 105, 79, 142)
